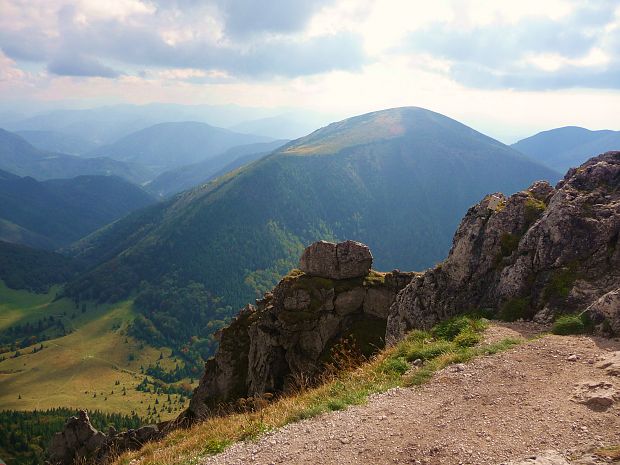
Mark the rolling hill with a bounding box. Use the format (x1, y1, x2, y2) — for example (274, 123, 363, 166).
(15, 129, 98, 155)
(0, 129, 154, 184)
(64, 107, 558, 354)
(87, 122, 273, 174)
(0, 169, 156, 249)
(146, 139, 288, 197)
(512, 126, 620, 172)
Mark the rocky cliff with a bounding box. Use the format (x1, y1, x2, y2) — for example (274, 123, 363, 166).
(183, 240, 414, 420)
(47, 410, 162, 465)
(387, 152, 620, 342)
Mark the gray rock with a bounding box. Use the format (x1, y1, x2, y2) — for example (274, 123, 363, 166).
(387, 152, 620, 344)
(47, 410, 160, 465)
(505, 450, 571, 465)
(572, 380, 619, 411)
(595, 351, 620, 376)
(182, 258, 413, 421)
(585, 288, 620, 335)
(300, 240, 373, 280)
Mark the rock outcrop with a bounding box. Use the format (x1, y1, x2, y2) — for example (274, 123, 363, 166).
(299, 240, 373, 280)
(47, 410, 162, 465)
(387, 152, 620, 343)
(183, 240, 413, 421)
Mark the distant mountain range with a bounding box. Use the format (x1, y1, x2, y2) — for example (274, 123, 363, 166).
(3, 103, 332, 145)
(0, 168, 155, 249)
(87, 121, 273, 174)
(146, 139, 288, 197)
(512, 126, 620, 172)
(65, 107, 558, 321)
(0, 129, 154, 184)
(16, 129, 98, 155)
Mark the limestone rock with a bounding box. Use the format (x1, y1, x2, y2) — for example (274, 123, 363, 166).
(585, 288, 620, 335)
(595, 351, 620, 377)
(387, 152, 620, 343)
(183, 261, 413, 421)
(506, 451, 571, 465)
(47, 410, 161, 465)
(299, 240, 373, 280)
(572, 380, 619, 411)
(48, 411, 106, 465)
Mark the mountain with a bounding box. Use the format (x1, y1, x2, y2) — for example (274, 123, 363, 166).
(512, 126, 620, 172)
(146, 139, 288, 197)
(87, 122, 273, 174)
(5, 103, 283, 145)
(0, 169, 156, 249)
(64, 107, 558, 354)
(16, 130, 98, 155)
(0, 129, 154, 184)
(0, 240, 81, 292)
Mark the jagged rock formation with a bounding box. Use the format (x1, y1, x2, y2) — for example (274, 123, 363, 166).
(47, 410, 161, 465)
(299, 240, 373, 279)
(183, 240, 413, 420)
(387, 152, 620, 343)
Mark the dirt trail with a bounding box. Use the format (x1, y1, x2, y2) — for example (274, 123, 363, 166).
(203, 323, 620, 465)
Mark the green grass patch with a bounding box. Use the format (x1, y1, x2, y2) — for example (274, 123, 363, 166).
(551, 313, 592, 335)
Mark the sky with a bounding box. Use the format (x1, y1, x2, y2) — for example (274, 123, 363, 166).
(0, 0, 619, 142)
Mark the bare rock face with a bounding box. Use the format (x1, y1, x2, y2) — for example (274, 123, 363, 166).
(182, 255, 413, 421)
(387, 152, 620, 343)
(300, 240, 373, 280)
(48, 411, 106, 465)
(47, 410, 161, 465)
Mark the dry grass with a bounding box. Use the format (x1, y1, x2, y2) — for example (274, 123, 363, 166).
(113, 317, 521, 465)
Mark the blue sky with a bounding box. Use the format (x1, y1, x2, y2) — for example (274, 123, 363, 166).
(0, 0, 618, 141)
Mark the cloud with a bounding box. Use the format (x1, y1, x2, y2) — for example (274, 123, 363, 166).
(219, 0, 333, 38)
(48, 53, 121, 77)
(401, 2, 620, 90)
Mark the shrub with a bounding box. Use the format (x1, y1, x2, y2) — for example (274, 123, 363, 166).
(552, 314, 591, 335)
(498, 297, 530, 322)
(453, 329, 482, 348)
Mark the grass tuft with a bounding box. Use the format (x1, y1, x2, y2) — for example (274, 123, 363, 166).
(551, 313, 591, 335)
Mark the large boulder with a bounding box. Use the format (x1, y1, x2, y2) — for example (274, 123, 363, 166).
(299, 240, 373, 280)
(387, 152, 620, 343)
(182, 252, 413, 421)
(585, 288, 620, 335)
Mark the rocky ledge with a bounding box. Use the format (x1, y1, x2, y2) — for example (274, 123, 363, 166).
(387, 151, 620, 343)
(47, 410, 162, 465)
(182, 240, 414, 420)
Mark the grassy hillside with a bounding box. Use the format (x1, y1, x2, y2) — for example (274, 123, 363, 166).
(64, 107, 558, 360)
(0, 283, 193, 421)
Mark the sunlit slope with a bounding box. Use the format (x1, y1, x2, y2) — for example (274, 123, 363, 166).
(66, 107, 559, 311)
(0, 285, 189, 420)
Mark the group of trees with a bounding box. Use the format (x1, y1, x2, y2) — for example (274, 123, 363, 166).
(0, 408, 142, 465)
(128, 279, 235, 381)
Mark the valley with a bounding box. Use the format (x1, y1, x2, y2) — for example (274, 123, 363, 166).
(0, 282, 192, 421)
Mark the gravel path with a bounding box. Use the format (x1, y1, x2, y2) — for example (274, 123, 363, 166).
(202, 323, 620, 465)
